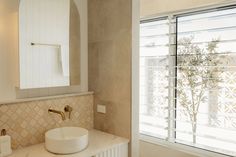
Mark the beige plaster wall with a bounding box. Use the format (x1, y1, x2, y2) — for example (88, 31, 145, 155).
(0, 0, 19, 101)
(140, 141, 197, 157)
(88, 0, 132, 139)
(141, 0, 234, 17)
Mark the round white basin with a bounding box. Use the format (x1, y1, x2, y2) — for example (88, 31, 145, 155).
(45, 127, 88, 154)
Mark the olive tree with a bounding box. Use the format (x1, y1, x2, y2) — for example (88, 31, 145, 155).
(177, 36, 227, 143)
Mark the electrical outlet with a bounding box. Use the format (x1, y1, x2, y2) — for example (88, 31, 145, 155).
(97, 104, 106, 114)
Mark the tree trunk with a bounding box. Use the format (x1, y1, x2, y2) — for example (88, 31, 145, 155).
(192, 122, 196, 144)
(192, 114, 197, 144)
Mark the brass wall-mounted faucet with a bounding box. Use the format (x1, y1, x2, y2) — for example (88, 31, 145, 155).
(48, 108, 66, 121)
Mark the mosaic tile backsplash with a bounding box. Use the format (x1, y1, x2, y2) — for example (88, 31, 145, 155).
(0, 94, 94, 149)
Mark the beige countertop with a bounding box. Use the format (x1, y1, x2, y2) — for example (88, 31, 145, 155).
(9, 129, 129, 157)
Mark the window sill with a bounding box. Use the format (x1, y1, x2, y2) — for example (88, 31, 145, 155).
(140, 134, 232, 157)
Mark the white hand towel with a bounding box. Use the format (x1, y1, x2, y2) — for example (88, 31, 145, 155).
(60, 45, 70, 77)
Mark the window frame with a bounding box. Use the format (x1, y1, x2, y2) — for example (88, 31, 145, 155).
(139, 3, 236, 157)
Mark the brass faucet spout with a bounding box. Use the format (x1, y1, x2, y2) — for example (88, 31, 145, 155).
(48, 109, 66, 120)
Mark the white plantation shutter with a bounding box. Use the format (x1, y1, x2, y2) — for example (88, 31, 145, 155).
(140, 5, 236, 156)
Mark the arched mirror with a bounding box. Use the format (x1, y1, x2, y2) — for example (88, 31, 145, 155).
(19, 0, 81, 89)
(0, 0, 87, 101)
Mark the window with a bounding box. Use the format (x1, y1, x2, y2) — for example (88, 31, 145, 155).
(140, 5, 236, 156)
(140, 18, 170, 139)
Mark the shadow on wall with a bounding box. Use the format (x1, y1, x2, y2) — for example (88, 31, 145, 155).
(70, 0, 81, 86)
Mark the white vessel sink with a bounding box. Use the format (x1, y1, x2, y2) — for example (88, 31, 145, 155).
(45, 127, 88, 154)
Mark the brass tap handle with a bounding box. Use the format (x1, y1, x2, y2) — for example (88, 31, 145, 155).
(1, 129, 6, 136)
(64, 105, 73, 119)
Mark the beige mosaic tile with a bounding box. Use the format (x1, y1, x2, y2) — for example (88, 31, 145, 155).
(0, 94, 94, 149)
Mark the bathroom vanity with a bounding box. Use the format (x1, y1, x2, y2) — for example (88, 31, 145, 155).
(9, 129, 129, 157)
